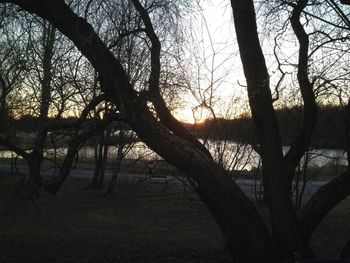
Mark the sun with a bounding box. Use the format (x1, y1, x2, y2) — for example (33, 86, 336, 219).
(173, 106, 212, 124)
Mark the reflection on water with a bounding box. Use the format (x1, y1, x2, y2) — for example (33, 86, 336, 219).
(0, 141, 347, 170)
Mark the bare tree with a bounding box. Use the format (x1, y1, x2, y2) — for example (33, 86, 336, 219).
(105, 125, 137, 195)
(231, 0, 350, 258)
(0, 2, 282, 262)
(0, 1, 350, 262)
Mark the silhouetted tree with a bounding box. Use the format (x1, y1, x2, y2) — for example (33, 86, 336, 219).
(0, 1, 349, 262)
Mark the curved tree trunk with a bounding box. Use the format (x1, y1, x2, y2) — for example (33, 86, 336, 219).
(299, 170, 350, 241)
(284, 0, 318, 184)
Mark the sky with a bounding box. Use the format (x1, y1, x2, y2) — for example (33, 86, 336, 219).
(172, 0, 248, 123)
(171, 0, 348, 123)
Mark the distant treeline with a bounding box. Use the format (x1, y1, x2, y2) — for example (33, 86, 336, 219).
(186, 105, 348, 149)
(7, 115, 131, 133)
(7, 105, 348, 149)
(8, 116, 80, 132)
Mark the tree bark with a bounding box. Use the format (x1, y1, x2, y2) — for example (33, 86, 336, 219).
(230, 0, 307, 257)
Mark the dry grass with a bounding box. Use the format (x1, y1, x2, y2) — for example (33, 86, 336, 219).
(0, 175, 231, 263)
(0, 171, 348, 263)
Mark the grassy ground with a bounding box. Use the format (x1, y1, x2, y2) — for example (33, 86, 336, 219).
(0, 173, 232, 263)
(0, 170, 349, 262)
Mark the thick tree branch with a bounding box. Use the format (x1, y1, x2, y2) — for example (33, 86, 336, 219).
(285, 0, 317, 183)
(131, 0, 211, 158)
(299, 169, 350, 241)
(0, 137, 30, 160)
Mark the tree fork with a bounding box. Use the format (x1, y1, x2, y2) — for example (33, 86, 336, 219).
(230, 0, 308, 258)
(1, 1, 284, 262)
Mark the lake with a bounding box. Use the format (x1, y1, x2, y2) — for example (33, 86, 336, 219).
(0, 141, 347, 171)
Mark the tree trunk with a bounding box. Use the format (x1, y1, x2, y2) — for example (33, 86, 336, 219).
(98, 130, 110, 186)
(91, 132, 105, 188)
(106, 133, 123, 195)
(230, 0, 307, 257)
(105, 156, 122, 195)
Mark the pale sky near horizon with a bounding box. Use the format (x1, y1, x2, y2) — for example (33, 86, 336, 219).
(173, 0, 248, 123)
(172, 0, 313, 123)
